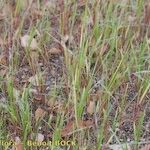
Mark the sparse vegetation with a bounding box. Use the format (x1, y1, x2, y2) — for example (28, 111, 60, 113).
(0, 0, 150, 150)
